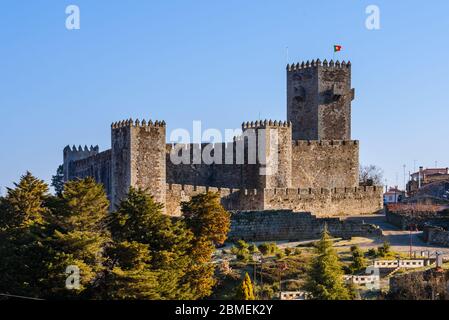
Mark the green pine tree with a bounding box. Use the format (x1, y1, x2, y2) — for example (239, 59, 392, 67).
(0, 172, 51, 298)
(103, 241, 161, 299)
(45, 177, 111, 298)
(235, 273, 255, 300)
(106, 188, 193, 300)
(303, 226, 351, 300)
(51, 165, 65, 195)
(3, 171, 49, 228)
(349, 246, 367, 274)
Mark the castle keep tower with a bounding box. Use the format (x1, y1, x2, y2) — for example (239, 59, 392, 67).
(287, 59, 355, 141)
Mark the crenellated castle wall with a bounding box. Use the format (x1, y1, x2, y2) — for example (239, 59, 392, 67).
(63, 146, 112, 195)
(291, 140, 359, 188)
(262, 185, 383, 216)
(165, 183, 382, 217)
(166, 120, 292, 189)
(166, 142, 252, 189)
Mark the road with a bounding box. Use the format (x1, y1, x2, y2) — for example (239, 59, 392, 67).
(344, 214, 449, 257)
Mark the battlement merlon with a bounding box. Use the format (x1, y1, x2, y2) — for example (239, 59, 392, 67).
(111, 118, 166, 129)
(286, 59, 351, 72)
(241, 119, 292, 129)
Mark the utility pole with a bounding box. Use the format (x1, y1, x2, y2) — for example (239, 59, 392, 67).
(409, 224, 417, 259)
(403, 164, 406, 192)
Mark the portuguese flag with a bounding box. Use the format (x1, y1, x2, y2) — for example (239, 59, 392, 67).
(334, 45, 342, 52)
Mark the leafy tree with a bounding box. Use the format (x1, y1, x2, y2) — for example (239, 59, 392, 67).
(182, 192, 230, 246)
(235, 273, 255, 300)
(51, 165, 65, 195)
(106, 187, 193, 300)
(258, 243, 278, 256)
(231, 240, 251, 262)
(367, 248, 377, 257)
(0, 172, 51, 298)
(45, 177, 111, 298)
(275, 251, 285, 260)
(377, 241, 391, 258)
(249, 244, 259, 254)
(387, 270, 449, 300)
(349, 246, 367, 274)
(181, 192, 231, 299)
(303, 226, 351, 300)
(359, 164, 384, 186)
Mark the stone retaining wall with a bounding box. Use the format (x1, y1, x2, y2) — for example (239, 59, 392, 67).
(423, 226, 449, 247)
(227, 210, 382, 242)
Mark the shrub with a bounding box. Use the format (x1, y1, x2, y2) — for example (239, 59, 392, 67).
(249, 244, 259, 254)
(230, 246, 240, 255)
(235, 240, 249, 250)
(284, 247, 293, 256)
(349, 245, 367, 274)
(275, 251, 285, 260)
(367, 248, 377, 257)
(258, 243, 277, 256)
(236, 253, 250, 263)
(257, 284, 276, 300)
(377, 241, 391, 257)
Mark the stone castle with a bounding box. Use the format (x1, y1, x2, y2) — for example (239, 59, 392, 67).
(63, 59, 383, 217)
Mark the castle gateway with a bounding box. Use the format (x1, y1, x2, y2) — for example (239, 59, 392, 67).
(63, 59, 383, 216)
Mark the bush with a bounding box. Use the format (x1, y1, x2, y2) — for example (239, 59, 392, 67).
(284, 248, 293, 256)
(235, 240, 249, 250)
(382, 241, 391, 253)
(249, 244, 259, 254)
(367, 248, 377, 257)
(257, 284, 277, 300)
(349, 245, 367, 274)
(377, 241, 391, 257)
(258, 243, 277, 256)
(293, 248, 302, 256)
(275, 251, 285, 260)
(230, 246, 240, 255)
(231, 240, 251, 260)
(236, 253, 250, 262)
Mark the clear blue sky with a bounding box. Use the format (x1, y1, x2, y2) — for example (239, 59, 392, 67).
(1, 0, 448, 193)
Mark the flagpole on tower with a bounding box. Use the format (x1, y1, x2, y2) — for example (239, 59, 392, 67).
(333, 44, 342, 61)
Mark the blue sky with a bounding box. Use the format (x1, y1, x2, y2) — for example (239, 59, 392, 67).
(1, 0, 448, 193)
